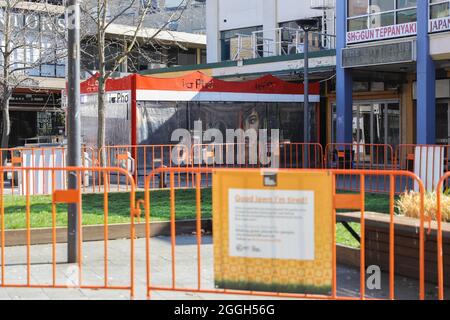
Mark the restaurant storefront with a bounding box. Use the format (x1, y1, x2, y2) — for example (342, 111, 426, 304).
(4, 90, 64, 147)
(335, 0, 450, 146)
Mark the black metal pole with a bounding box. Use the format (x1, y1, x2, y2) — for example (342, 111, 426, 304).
(66, 0, 81, 263)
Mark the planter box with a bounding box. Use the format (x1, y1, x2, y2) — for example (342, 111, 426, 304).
(0, 219, 213, 247)
(337, 212, 450, 285)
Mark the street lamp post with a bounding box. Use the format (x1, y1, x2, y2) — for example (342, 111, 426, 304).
(66, 0, 81, 263)
(297, 18, 319, 167)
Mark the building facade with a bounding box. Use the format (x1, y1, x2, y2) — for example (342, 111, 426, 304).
(1, 0, 206, 148)
(140, 0, 337, 146)
(206, 0, 335, 64)
(336, 0, 450, 148)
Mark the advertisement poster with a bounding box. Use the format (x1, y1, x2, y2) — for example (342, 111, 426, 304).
(213, 170, 333, 295)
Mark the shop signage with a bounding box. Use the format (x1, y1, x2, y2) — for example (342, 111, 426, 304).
(347, 15, 450, 44)
(346, 22, 417, 44)
(430, 16, 450, 33)
(0, 9, 65, 33)
(342, 41, 415, 68)
(10, 93, 59, 106)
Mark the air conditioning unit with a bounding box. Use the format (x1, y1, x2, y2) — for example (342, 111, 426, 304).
(310, 0, 335, 9)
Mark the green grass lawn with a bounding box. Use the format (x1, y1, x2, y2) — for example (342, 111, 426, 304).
(336, 223, 360, 248)
(1, 189, 212, 230)
(337, 191, 399, 214)
(1, 189, 391, 249)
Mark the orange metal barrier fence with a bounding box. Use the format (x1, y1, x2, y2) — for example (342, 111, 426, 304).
(0, 146, 97, 196)
(396, 144, 450, 193)
(325, 144, 395, 193)
(436, 172, 450, 301)
(143, 167, 444, 300)
(4, 143, 450, 196)
(0, 167, 136, 298)
(100, 143, 324, 189)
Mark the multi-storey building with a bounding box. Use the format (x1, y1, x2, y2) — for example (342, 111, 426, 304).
(336, 0, 450, 148)
(0, 0, 206, 148)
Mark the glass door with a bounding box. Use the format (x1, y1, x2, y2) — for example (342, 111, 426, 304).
(332, 101, 400, 164)
(436, 101, 450, 145)
(386, 103, 400, 147)
(353, 104, 373, 162)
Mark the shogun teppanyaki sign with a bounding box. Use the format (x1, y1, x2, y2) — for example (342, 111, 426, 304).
(347, 16, 450, 44)
(346, 22, 417, 44)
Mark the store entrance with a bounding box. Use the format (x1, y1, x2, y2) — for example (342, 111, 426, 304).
(436, 101, 450, 145)
(332, 101, 400, 145)
(332, 101, 400, 162)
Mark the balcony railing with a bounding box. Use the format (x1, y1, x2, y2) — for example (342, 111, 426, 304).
(230, 27, 336, 61)
(310, 0, 335, 10)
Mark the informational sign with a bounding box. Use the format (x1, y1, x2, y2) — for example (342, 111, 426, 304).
(213, 170, 333, 295)
(342, 41, 415, 68)
(228, 189, 315, 260)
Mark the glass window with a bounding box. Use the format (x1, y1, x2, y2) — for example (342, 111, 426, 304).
(370, 12, 395, 28)
(27, 67, 41, 77)
(348, 17, 368, 31)
(397, 8, 417, 24)
(430, 2, 450, 19)
(346, 0, 418, 36)
(348, 0, 369, 17)
(397, 0, 417, 9)
(370, 0, 394, 13)
(220, 26, 262, 61)
(56, 65, 65, 78)
(41, 64, 55, 77)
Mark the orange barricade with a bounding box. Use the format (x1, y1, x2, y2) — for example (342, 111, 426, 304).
(435, 173, 450, 301)
(143, 167, 440, 300)
(396, 144, 450, 193)
(100, 144, 192, 190)
(325, 144, 395, 193)
(0, 166, 137, 298)
(100, 143, 324, 191)
(0, 146, 97, 196)
(279, 142, 323, 169)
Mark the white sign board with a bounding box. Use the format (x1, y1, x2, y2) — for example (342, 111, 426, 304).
(430, 17, 450, 33)
(19, 149, 66, 195)
(18, 150, 92, 195)
(414, 146, 444, 192)
(346, 22, 417, 44)
(346, 16, 450, 44)
(228, 189, 315, 261)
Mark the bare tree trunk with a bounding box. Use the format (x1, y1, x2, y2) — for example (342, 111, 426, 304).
(1, 3, 12, 167)
(97, 76, 106, 167)
(97, 9, 107, 167)
(1, 96, 11, 166)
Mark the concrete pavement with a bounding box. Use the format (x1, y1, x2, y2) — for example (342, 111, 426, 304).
(0, 235, 447, 300)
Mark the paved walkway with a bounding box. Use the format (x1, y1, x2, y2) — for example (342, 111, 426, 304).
(0, 236, 447, 300)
